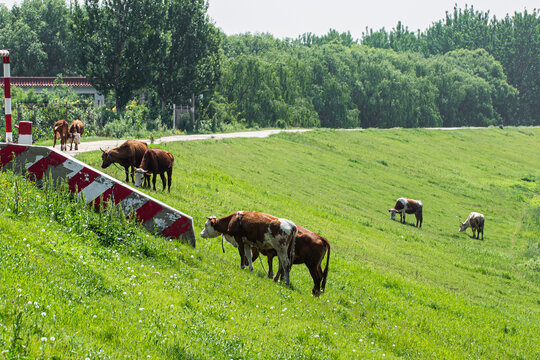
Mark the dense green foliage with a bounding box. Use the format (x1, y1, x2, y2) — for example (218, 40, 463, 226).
(0, 1, 537, 129)
(2, 128, 538, 359)
(211, 38, 518, 129)
(362, 6, 539, 124)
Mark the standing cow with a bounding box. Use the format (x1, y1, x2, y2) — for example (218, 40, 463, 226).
(200, 211, 297, 285)
(53, 120, 69, 151)
(68, 120, 85, 151)
(388, 197, 423, 228)
(459, 212, 484, 240)
(134, 148, 174, 192)
(101, 140, 149, 184)
(258, 225, 331, 296)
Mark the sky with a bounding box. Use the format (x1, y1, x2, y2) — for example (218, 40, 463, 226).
(0, 0, 537, 40)
(206, 0, 537, 39)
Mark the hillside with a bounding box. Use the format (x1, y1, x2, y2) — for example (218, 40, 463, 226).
(1, 127, 539, 359)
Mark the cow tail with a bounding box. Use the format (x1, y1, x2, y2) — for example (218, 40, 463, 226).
(321, 238, 331, 292)
(288, 224, 297, 272)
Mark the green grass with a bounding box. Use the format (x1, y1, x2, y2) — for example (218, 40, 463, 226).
(1, 127, 539, 359)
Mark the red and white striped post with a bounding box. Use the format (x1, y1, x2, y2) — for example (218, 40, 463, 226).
(18, 121, 32, 145)
(1, 50, 12, 142)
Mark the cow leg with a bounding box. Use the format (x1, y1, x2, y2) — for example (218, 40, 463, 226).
(273, 263, 282, 282)
(53, 136, 57, 148)
(166, 169, 172, 192)
(276, 249, 291, 285)
(267, 255, 274, 279)
(124, 166, 130, 182)
(308, 263, 323, 296)
(472, 228, 476, 238)
(160, 173, 166, 191)
(152, 174, 157, 191)
(244, 244, 254, 271)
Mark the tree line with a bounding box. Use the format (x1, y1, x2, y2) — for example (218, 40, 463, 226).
(0, 0, 538, 131)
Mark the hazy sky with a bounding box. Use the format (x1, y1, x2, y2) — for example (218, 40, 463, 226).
(206, 0, 537, 39)
(1, 0, 537, 40)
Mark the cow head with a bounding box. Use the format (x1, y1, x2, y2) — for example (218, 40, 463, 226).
(388, 208, 398, 220)
(134, 168, 147, 187)
(200, 217, 221, 238)
(100, 149, 112, 168)
(459, 222, 468, 232)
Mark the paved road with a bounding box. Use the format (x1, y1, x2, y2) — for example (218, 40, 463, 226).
(58, 125, 534, 155)
(61, 128, 312, 155)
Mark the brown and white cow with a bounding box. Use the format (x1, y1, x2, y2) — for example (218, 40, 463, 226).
(200, 211, 297, 285)
(53, 120, 69, 151)
(68, 120, 85, 151)
(257, 225, 331, 296)
(134, 148, 174, 192)
(101, 140, 149, 184)
(388, 197, 423, 228)
(459, 212, 484, 240)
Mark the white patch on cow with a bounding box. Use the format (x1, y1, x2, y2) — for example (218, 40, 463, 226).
(74, 133, 81, 145)
(278, 218, 295, 235)
(134, 168, 146, 187)
(223, 234, 238, 247)
(200, 218, 221, 238)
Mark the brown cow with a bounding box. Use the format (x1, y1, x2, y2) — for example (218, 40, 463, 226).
(200, 211, 297, 285)
(257, 225, 331, 296)
(53, 120, 69, 151)
(459, 212, 484, 240)
(101, 140, 148, 184)
(134, 148, 174, 192)
(388, 197, 423, 228)
(68, 120, 85, 151)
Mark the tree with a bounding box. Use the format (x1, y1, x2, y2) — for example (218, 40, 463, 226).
(72, 0, 162, 109)
(152, 0, 221, 112)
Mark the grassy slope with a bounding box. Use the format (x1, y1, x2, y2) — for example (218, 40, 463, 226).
(2, 127, 539, 359)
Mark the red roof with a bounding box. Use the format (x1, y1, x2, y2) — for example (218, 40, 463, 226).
(0, 77, 93, 88)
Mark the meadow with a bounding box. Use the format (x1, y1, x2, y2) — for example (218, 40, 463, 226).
(1, 127, 539, 359)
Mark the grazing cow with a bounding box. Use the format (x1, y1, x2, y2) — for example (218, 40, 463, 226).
(68, 120, 85, 151)
(258, 225, 331, 296)
(459, 212, 484, 240)
(101, 140, 149, 184)
(200, 211, 297, 285)
(53, 120, 69, 151)
(134, 148, 174, 192)
(388, 197, 423, 228)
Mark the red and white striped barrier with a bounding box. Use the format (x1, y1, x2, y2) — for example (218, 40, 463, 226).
(1, 50, 12, 142)
(0, 143, 196, 246)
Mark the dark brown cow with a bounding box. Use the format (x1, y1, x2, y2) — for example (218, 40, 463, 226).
(388, 197, 423, 228)
(101, 140, 148, 184)
(256, 225, 331, 296)
(459, 212, 484, 240)
(134, 148, 174, 192)
(68, 120, 85, 151)
(200, 211, 297, 285)
(53, 120, 69, 151)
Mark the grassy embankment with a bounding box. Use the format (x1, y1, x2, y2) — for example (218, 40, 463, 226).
(1, 127, 539, 359)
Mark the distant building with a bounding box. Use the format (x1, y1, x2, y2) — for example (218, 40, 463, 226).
(0, 77, 105, 106)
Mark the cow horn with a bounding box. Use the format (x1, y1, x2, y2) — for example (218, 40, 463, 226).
(100, 148, 105, 153)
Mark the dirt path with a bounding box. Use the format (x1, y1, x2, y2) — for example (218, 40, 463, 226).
(60, 129, 312, 155)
